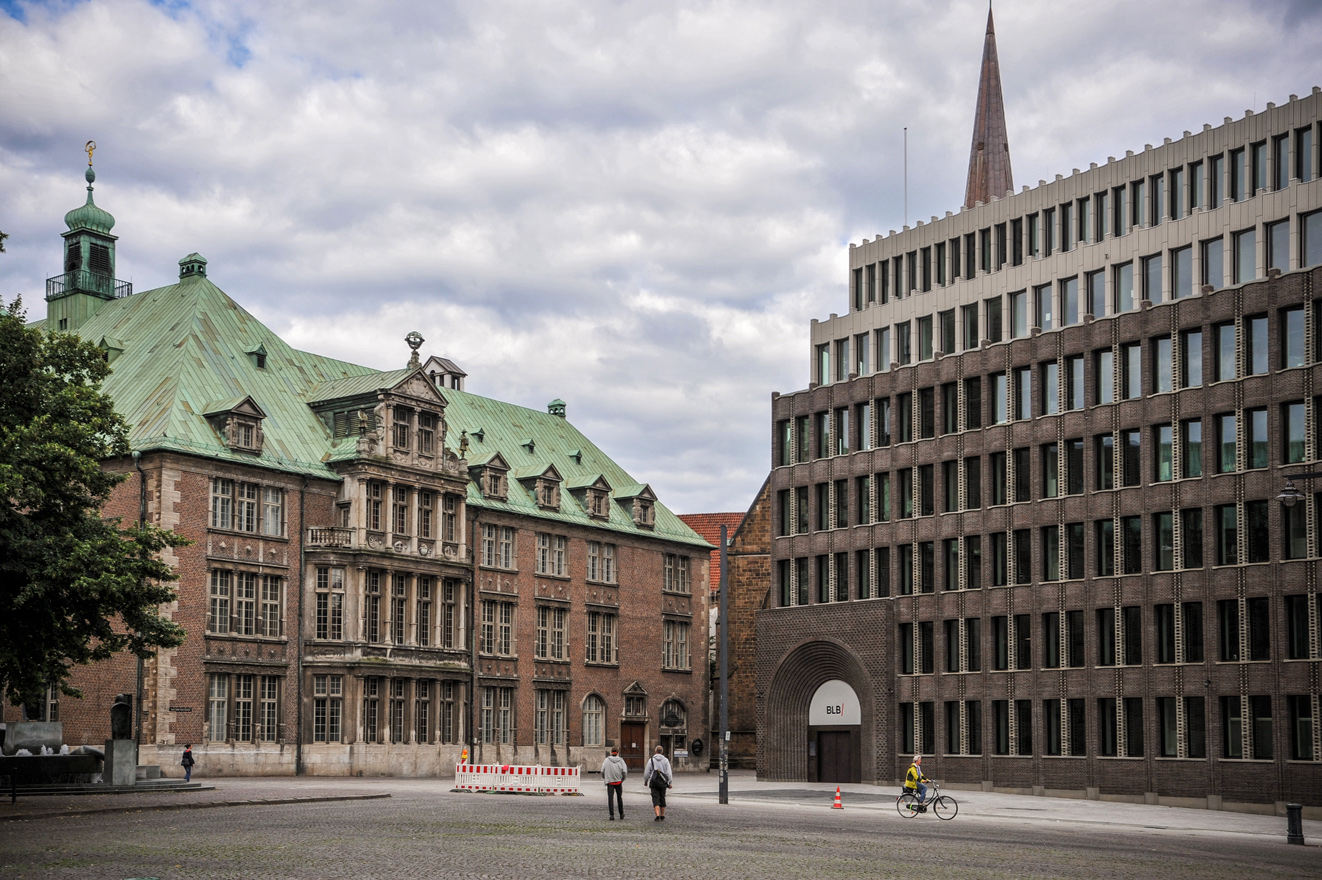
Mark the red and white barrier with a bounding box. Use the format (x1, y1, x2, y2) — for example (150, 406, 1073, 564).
(454, 763, 581, 795)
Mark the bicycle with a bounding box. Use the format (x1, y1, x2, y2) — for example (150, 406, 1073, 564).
(896, 780, 958, 820)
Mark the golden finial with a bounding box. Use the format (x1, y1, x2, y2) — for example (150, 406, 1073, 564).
(85, 140, 96, 166)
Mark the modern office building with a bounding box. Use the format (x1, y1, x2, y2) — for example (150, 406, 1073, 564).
(759, 11, 1322, 810)
(4, 161, 711, 777)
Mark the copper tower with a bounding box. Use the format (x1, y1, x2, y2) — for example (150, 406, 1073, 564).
(963, 5, 1013, 208)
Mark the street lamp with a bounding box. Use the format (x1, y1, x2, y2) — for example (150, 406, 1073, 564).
(1276, 470, 1322, 507)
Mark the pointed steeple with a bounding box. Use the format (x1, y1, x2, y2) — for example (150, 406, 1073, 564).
(963, 4, 1013, 208)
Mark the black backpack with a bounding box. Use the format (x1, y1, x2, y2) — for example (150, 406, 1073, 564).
(648, 757, 668, 788)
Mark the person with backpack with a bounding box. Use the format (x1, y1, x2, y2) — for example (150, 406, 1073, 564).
(600, 747, 628, 820)
(643, 745, 673, 821)
(181, 744, 195, 782)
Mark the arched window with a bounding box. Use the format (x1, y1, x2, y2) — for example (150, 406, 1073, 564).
(583, 694, 605, 747)
(659, 700, 687, 759)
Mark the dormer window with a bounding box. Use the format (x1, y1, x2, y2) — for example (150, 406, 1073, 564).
(514, 464, 562, 511)
(392, 406, 411, 450)
(615, 483, 657, 529)
(97, 336, 124, 363)
(536, 478, 560, 510)
(470, 453, 511, 501)
(203, 396, 266, 455)
(569, 476, 613, 520)
(234, 419, 257, 450)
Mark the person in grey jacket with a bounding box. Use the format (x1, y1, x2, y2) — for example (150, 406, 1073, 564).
(600, 747, 628, 820)
(642, 745, 673, 821)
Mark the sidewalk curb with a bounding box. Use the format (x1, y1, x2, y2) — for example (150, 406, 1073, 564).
(668, 790, 1319, 844)
(0, 792, 391, 822)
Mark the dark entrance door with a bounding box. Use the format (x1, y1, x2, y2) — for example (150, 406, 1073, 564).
(620, 722, 647, 770)
(817, 731, 854, 783)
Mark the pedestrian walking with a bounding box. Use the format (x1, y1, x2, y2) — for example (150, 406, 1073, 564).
(181, 744, 195, 782)
(601, 747, 628, 820)
(643, 745, 673, 822)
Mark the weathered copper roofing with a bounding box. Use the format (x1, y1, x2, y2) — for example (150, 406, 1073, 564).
(963, 5, 1014, 209)
(64, 167, 116, 235)
(34, 270, 707, 547)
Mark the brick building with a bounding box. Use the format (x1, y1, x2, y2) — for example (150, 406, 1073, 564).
(680, 508, 762, 768)
(759, 10, 1322, 810)
(5, 164, 711, 777)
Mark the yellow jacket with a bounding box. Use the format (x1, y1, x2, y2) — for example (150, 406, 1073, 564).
(905, 764, 925, 790)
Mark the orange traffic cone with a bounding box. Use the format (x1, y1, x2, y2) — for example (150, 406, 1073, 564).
(832, 786, 843, 809)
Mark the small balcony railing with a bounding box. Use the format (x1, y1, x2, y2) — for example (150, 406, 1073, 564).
(306, 527, 354, 548)
(46, 271, 133, 302)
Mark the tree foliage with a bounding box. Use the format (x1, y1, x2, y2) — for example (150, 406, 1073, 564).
(0, 298, 187, 709)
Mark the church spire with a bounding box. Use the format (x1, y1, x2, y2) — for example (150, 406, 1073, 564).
(963, 4, 1013, 208)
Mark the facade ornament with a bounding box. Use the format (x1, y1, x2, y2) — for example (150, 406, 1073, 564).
(405, 331, 424, 368)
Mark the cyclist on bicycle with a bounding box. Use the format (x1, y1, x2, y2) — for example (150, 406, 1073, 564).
(905, 755, 929, 806)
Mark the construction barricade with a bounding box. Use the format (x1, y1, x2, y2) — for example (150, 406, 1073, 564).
(453, 763, 582, 795)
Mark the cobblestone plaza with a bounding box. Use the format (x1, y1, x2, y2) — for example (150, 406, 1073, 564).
(1, 775, 1317, 879)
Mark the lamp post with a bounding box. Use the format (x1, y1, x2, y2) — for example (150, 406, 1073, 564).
(718, 524, 729, 805)
(1275, 469, 1322, 507)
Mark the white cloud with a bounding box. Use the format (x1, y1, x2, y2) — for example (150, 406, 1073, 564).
(2, 0, 1321, 514)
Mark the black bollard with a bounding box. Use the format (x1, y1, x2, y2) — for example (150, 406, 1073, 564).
(1286, 803, 1304, 845)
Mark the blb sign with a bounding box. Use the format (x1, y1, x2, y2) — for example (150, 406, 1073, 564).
(808, 679, 861, 726)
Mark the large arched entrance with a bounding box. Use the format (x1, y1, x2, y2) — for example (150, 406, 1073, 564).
(761, 639, 877, 782)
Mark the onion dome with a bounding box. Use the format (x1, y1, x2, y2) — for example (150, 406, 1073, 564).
(64, 166, 116, 234)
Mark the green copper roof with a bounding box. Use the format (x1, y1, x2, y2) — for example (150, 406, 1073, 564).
(37, 272, 706, 548)
(64, 168, 116, 235)
(43, 274, 376, 476)
(440, 388, 704, 546)
(306, 369, 418, 405)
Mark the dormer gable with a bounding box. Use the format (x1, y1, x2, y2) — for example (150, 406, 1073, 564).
(615, 483, 657, 529)
(567, 474, 613, 520)
(97, 335, 125, 364)
(468, 451, 511, 500)
(513, 463, 563, 511)
(203, 396, 267, 454)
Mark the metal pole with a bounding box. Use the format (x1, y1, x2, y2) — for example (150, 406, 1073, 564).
(718, 524, 729, 805)
(133, 452, 146, 745)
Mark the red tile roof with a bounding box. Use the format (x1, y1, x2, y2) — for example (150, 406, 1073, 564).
(678, 512, 746, 594)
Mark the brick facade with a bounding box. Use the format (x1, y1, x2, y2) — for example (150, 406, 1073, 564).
(4, 214, 710, 779)
(758, 90, 1322, 810)
(715, 481, 769, 769)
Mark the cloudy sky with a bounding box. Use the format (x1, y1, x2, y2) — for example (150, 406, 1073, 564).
(2, 0, 1321, 515)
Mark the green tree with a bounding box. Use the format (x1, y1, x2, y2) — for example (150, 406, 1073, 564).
(0, 298, 186, 711)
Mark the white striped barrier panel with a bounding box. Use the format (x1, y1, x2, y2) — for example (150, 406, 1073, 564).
(453, 763, 581, 795)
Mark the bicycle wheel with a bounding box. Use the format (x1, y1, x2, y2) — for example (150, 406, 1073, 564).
(896, 793, 920, 818)
(933, 795, 958, 820)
